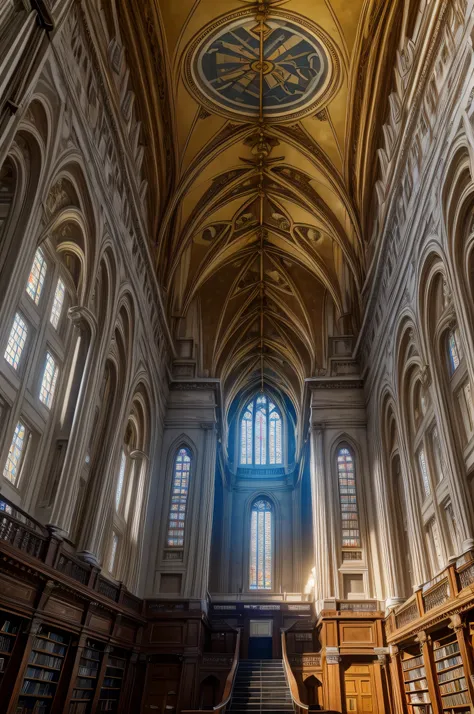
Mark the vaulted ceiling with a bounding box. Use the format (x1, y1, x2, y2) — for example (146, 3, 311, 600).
(120, 0, 403, 414)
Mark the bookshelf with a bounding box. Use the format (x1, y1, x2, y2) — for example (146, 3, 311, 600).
(15, 624, 70, 714)
(433, 632, 471, 714)
(0, 611, 22, 686)
(68, 639, 105, 714)
(97, 647, 128, 712)
(401, 649, 432, 713)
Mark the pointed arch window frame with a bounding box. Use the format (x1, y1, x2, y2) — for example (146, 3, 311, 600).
(166, 446, 192, 548)
(336, 445, 361, 550)
(249, 497, 273, 591)
(239, 394, 283, 466)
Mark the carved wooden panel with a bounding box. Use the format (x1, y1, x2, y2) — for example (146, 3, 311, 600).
(340, 624, 375, 646)
(0, 572, 36, 604)
(44, 596, 83, 623)
(150, 623, 183, 644)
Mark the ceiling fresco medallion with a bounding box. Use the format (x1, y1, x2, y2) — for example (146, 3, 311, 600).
(184, 10, 341, 123)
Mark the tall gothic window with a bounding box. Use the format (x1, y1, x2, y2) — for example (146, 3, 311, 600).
(337, 447, 361, 548)
(447, 328, 462, 375)
(239, 394, 282, 466)
(250, 498, 272, 590)
(166, 448, 191, 547)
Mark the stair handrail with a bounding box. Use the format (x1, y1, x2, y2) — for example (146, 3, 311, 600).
(281, 628, 309, 714)
(182, 627, 241, 714)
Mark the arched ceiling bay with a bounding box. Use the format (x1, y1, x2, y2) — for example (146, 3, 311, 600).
(120, 0, 404, 414)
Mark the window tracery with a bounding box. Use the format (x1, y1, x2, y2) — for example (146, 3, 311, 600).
(250, 498, 272, 590)
(239, 394, 282, 466)
(336, 447, 361, 549)
(166, 448, 192, 548)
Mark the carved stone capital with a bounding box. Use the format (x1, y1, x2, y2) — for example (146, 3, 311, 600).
(325, 646, 341, 664)
(68, 305, 97, 339)
(449, 613, 465, 632)
(130, 449, 149, 462)
(415, 630, 429, 647)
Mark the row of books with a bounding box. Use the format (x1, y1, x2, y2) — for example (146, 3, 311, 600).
(32, 637, 66, 656)
(0, 657, 5, 673)
(28, 651, 62, 670)
(438, 665, 465, 683)
(97, 702, 117, 711)
(439, 677, 467, 695)
(40, 630, 66, 644)
(72, 688, 93, 700)
(406, 677, 428, 691)
(404, 666, 426, 681)
(408, 692, 430, 704)
(69, 704, 89, 714)
(434, 642, 460, 661)
(436, 654, 462, 672)
(1, 620, 19, 634)
(83, 647, 100, 661)
(25, 666, 58, 682)
(107, 657, 125, 669)
(21, 679, 54, 696)
(78, 664, 99, 677)
(0, 634, 12, 652)
(441, 690, 469, 706)
(402, 654, 424, 670)
(15, 701, 49, 713)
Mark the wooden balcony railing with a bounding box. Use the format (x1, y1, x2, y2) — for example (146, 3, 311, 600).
(0, 495, 143, 616)
(182, 628, 241, 714)
(388, 548, 474, 636)
(281, 628, 309, 714)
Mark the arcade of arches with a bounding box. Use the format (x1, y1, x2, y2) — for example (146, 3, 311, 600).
(2, 1, 474, 713)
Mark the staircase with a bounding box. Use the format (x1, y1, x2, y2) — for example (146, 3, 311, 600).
(229, 660, 294, 714)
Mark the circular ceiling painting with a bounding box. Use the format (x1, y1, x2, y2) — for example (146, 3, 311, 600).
(185, 13, 339, 122)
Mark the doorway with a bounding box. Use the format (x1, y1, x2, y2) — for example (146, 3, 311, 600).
(248, 619, 273, 659)
(344, 664, 376, 713)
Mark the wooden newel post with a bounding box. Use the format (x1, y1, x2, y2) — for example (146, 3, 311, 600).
(415, 630, 440, 714)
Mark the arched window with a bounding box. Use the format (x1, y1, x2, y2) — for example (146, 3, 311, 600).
(239, 394, 282, 466)
(447, 327, 462, 375)
(166, 448, 192, 547)
(250, 498, 272, 590)
(337, 447, 361, 548)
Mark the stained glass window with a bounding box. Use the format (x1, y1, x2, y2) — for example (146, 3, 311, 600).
(109, 532, 118, 573)
(239, 394, 282, 466)
(448, 328, 462, 374)
(418, 447, 431, 497)
(240, 402, 253, 465)
(39, 352, 59, 408)
(3, 421, 28, 485)
(116, 450, 126, 511)
(269, 404, 282, 464)
(250, 498, 272, 590)
(4, 313, 28, 370)
(50, 278, 65, 329)
(166, 448, 191, 547)
(255, 396, 267, 465)
(26, 247, 47, 305)
(337, 447, 361, 548)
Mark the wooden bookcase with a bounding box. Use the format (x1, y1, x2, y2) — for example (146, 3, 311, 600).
(15, 624, 71, 714)
(67, 639, 105, 714)
(433, 631, 471, 714)
(97, 647, 128, 712)
(402, 648, 433, 713)
(0, 611, 22, 688)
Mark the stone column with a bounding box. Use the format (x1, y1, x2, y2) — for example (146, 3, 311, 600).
(309, 425, 333, 603)
(48, 306, 97, 539)
(189, 423, 218, 600)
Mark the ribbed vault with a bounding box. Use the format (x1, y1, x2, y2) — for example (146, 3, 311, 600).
(120, 0, 404, 414)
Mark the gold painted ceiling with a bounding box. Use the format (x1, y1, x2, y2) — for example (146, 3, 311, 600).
(120, 0, 402, 415)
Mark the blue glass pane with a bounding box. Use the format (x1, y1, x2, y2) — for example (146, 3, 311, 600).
(250, 499, 272, 589)
(167, 448, 191, 547)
